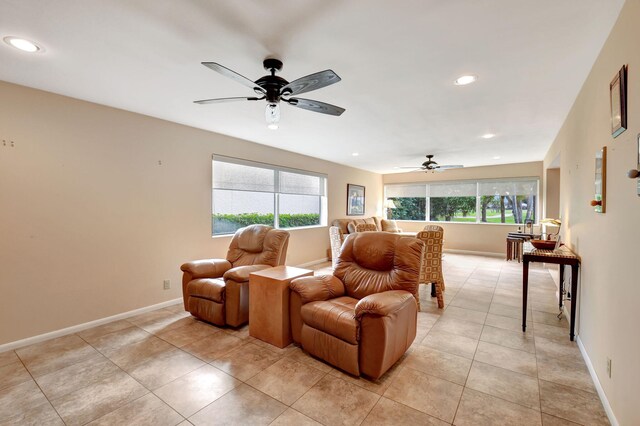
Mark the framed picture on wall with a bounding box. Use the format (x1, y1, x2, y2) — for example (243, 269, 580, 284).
(346, 184, 365, 216)
(592, 147, 606, 213)
(610, 65, 627, 138)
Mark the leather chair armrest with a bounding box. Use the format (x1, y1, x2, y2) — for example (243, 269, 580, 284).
(223, 264, 271, 282)
(355, 290, 416, 319)
(180, 259, 231, 279)
(289, 275, 345, 304)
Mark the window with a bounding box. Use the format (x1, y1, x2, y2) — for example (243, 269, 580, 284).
(384, 178, 538, 224)
(478, 180, 537, 224)
(429, 182, 477, 222)
(385, 184, 427, 221)
(212, 156, 327, 235)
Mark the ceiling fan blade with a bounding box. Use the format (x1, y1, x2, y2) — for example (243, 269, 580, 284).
(286, 97, 345, 116)
(201, 62, 265, 94)
(437, 165, 464, 169)
(194, 96, 261, 104)
(397, 166, 424, 169)
(280, 70, 341, 96)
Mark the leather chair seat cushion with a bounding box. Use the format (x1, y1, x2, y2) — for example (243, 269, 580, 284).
(187, 278, 225, 303)
(301, 296, 359, 344)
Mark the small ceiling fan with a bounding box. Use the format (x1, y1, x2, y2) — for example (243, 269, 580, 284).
(194, 58, 345, 129)
(398, 154, 464, 172)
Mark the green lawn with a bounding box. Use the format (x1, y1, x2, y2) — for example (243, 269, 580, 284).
(448, 211, 533, 223)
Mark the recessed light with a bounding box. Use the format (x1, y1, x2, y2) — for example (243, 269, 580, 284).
(454, 75, 477, 86)
(3, 36, 43, 53)
(352, 152, 359, 157)
(493, 156, 501, 160)
(267, 123, 278, 130)
(481, 133, 496, 139)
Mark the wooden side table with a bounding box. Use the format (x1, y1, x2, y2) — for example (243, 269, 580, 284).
(522, 243, 580, 341)
(249, 266, 313, 348)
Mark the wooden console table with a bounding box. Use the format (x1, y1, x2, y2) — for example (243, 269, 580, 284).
(522, 243, 581, 341)
(249, 266, 313, 348)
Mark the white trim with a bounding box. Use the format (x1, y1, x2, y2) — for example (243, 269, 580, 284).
(295, 257, 329, 268)
(0, 298, 182, 353)
(576, 336, 619, 426)
(443, 248, 503, 258)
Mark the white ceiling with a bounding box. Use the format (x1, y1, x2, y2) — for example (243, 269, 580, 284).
(0, 0, 624, 173)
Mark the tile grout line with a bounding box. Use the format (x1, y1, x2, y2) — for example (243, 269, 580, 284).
(75, 319, 196, 424)
(10, 349, 67, 425)
(451, 265, 493, 424)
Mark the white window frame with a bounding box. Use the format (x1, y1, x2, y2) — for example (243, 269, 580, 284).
(212, 155, 328, 236)
(384, 177, 540, 225)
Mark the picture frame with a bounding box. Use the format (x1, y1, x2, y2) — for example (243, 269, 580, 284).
(346, 184, 365, 216)
(592, 146, 606, 213)
(610, 65, 627, 138)
(636, 134, 640, 197)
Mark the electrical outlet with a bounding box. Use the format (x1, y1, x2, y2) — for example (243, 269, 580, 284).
(163, 279, 171, 290)
(606, 358, 612, 378)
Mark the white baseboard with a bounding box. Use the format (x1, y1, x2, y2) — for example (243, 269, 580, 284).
(576, 336, 619, 426)
(296, 257, 329, 268)
(0, 298, 182, 353)
(443, 248, 503, 258)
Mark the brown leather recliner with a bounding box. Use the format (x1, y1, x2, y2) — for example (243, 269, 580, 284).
(180, 225, 290, 327)
(290, 232, 423, 379)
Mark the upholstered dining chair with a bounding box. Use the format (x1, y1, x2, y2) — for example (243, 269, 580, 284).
(290, 232, 423, 379)
(329, 226, 343, 271)
(416, 225, 446, 309)
(180, 225, 290, 327)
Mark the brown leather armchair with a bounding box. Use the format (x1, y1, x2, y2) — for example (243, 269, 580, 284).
(180, 225, 290, 327)
(290, 232, 423, 379)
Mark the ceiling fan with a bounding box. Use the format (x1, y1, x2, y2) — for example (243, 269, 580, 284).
(194, 58, 345, 129)
(399, 154, 464, 172)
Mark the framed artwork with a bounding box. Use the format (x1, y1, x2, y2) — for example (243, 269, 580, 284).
(346, 184, 365, 216)
(610, 65, 627, 138)
(592, 147, 606, 213)
(636, 134, 640, 197)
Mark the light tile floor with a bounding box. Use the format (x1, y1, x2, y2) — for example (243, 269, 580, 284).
(0, 254, 609, 425)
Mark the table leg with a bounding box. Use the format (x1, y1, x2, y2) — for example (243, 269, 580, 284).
(522, 259, 529, 332)
(570, 264, 579, 341)
(559, 264, 565, 310)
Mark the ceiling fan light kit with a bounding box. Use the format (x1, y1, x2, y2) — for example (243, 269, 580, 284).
(398, 154, 464, 173)
(195, 58, 345, 129)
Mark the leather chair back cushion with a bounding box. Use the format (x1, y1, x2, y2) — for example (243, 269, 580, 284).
(230, 224, 270, 253)
(226, 225, 290, 267)
(334, 232, 423, 300)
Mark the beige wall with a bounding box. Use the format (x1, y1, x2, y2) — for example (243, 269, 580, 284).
(543, 0, 639, 423)
(0, 81, 382, 345)
(383, 162, 543, 254)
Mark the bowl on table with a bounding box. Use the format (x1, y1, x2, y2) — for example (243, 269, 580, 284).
(530, 239, 557, 250)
